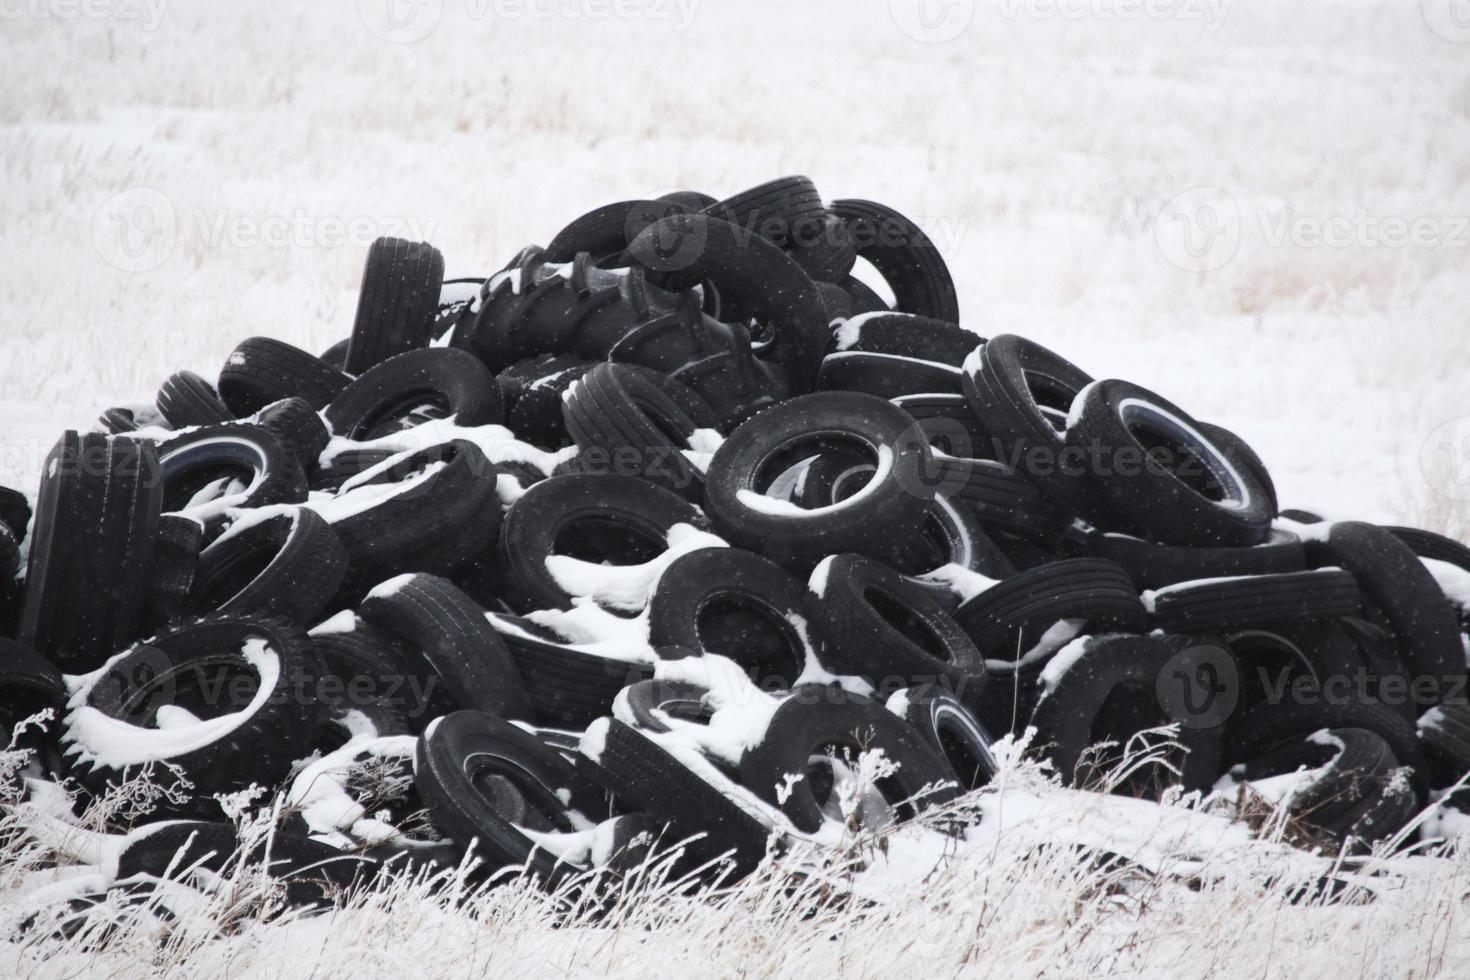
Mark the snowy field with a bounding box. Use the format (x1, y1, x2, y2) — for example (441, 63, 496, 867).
(2, 0, 1469, 975)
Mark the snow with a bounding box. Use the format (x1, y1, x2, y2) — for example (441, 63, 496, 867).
(364, 573, 417, 601)
(1422, 557, 1470, 609)
(1037, 634, 1096, 692)
(919, 562, 999, 602)
(831, 310, 888, 352)
(308, 610, 359, 637)
(807, 555, 836, 599)
(737, 445, 894, 517)
(544, 522, 727, 613)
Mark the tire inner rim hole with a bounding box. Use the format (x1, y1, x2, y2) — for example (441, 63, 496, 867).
(1021, 371, 1076, 432)
(805, 746, 898, 831)
(361, 389, 451, 439)
(468, 763, 563, 834)
(1118, 402, 1241, 505)
(936, 718, 994, 789)
(553, 517, 666, 566)
(119, 660, 261, 727)
(695, 595, 804, 687)
(863, 587, 951, 662)
(755, 433, 879, 508)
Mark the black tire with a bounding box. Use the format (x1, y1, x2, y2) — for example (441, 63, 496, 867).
(155, 370, 234, 429)
(1200, 421, 1279, 520)
(189, 509, 347, 626)
(704, 176, 826, 248)
(324, 348, 502, 440)
(1064, 380, 1275, 547)
(0, 638, 66, 782)
(62, 615, 322, 813)
(619, 678, 718, 734)
(320, 338, 350, 371)
(702, 391, 935, 569)
(343, 237, 446, 375)
(1083, 526, 1305, 591)
(587, 717, 772, 878)
(253, 397, 332, 470)
(416, 710, 607, 883)
(1226, 697, 1428, 798)
(1305, 522, 1466, 710)
(156, 424, 308, 521)
(890, 392, 990, 459)
(627, 212, 829, 393)
(308, 615, 420, 739)
(1146, 569, 1362, 634)
(739, 686, 958, 834)
(832, 199, 960, 323)
(1030, 634, 1230, 794)
(895, 683, 999, 791)
(788, 211, 858, 284)
(931, 456, 1068, 537)
(97, 404, 169, 436)
(19, 433, 162, 674)
(816, 351, 964, 399)
(561, 362, 710, 499)
(359, 574, 533, 725)
(308, 447, 398, 493)
(840, 275, 889, 316)
(140, 514, 203, 633)
(1419, 702, 1470, 791)
(487, 614, 652, 729)
(496, 473, 703, 613)
(812, 554, 987, 703)
(954, 558, 1145, 658)
(0, 485, 32, 542)
(828, 312, 981, 365)
(1224, 619, 1376, 724)
(497, 354, 598, 449)
(320, 440, 500, 585)
(544, 199, 690, 265)
(647, 547, 813, 687)
(889, 494, 1018, 584)
(961, 335, 1097, 518)
(1385, 526, 1470, 570)
(217, 338, 350, 415)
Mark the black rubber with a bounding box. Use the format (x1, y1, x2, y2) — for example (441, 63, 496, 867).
(359, 573, 534, 725)
(189, 509, 347, 626)
(702, 391, 936, 569)
(19, 433, 162, 673)
(953, 558, 1145, 658)
(155, 424, 308, 519)
(343, 237, 446, 375)
(1305, 522, 1466, 710)
(496, 473, 704, 613)
(544, 199, 690, 265)
(890, 392, 991, 460)
(620, 679, 717, 734)
(704, 176, 826, 249)
(788, 210, 858, 284)
(63, 615, 322, 812)
(1064, 380, 1275, 548)
(253, 397, 332, 469)
(139, 514, 203, 633)
(416, 710, 608, 884)
(561, 362, 710, 499)
(832, 199, 960, 323)
(1385, 526, 1470, 571)
(155, 370, 234, 429)
(1147, 569, 1362, 634)
(322, 440, 500, 586)
(218, 337, 349, 414)
(647, 547, 813, 687)
(827, 313, 981, 365)
(1030, 634, 1229, 794)
(97, 404, 169, 436)
(0, 638, 66, 781)
(309, 615, 422, 739)
(961, 335, 1098, 513)
(816, 351, 964, 399)
(896, 683, 999, 791)
(325, 348, 502, 440)
(739, 686, 958, 834)
(812, 554, 987, 704)
(497, 354, 598, 450)
(487, 614, 652, 729)
(0, 485, 32, 542)
(1083, 526, 1305, 590)
(931, 456, 1068, 537)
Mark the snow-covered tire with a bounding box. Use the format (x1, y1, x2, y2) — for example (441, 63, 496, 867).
(497, 354, 597, 449)
(324, 348, 502, 440)
(703, 392, 935, 569)
(1064, 380, 1275, 547)
(63, 615, 321, 812)
(156, 424, 307, 520)
(953, 558, 1145, 658)
(253, 397, 331, 470)
(496, 473, 704, 613)
(415, 710, 607, 883)
(561, 362, 711, 499)
(309, 615, 420, 739)
(827, 313, 980, 365)
(811, 554, 987, 703)
(0, 638, 66, 778)
(217, 338, 349, 415)
(816, 351, 964, 398)
(359, 573, 533, 725)
(894, 683, 999, 791)
(1385, 526, 1470, 570)
(1146, 569, 1362, 634)
(1083, 526, 1305, 591)
(832, 199, 960, 323)
(1030, 634, 1230, 794)
(189, 509, 347, 626)
(890, 393, 990, 459)
(647, 547, 812, 687)
(739, 686, 958, 834)
(19, 433, 162, 674)
(343, 237, 445, 375)
(487, 615, 652, 729)
(1304, 522, 1466, 710)
(155, 371, 234, 429)
(1418, 703, 1470, 790)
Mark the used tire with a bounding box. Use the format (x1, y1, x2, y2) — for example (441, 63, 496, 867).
(155, 424, 307, 522)
(1146, 569, 1362, 634)
(343, 237, 446, 375)
(253, 397, 332, 470)
(828, 312, 981, 366)
(218, 338, 349, 415)
(832, 199, 960, 323)
(816, 351, 964, 398)
(487, 614, 652, 729)
(155, 371, 234, 429)
(325, 348, 502, 440)
(189, 509, 348, 626)
(893, 683, 999, 791)
(1083, 526, 1305, 591)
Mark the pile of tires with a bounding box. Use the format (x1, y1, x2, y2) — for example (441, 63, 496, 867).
(3, 176, 1466, 910)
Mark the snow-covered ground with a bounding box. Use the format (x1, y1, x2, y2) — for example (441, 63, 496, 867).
(2, 0, 1469, 974)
